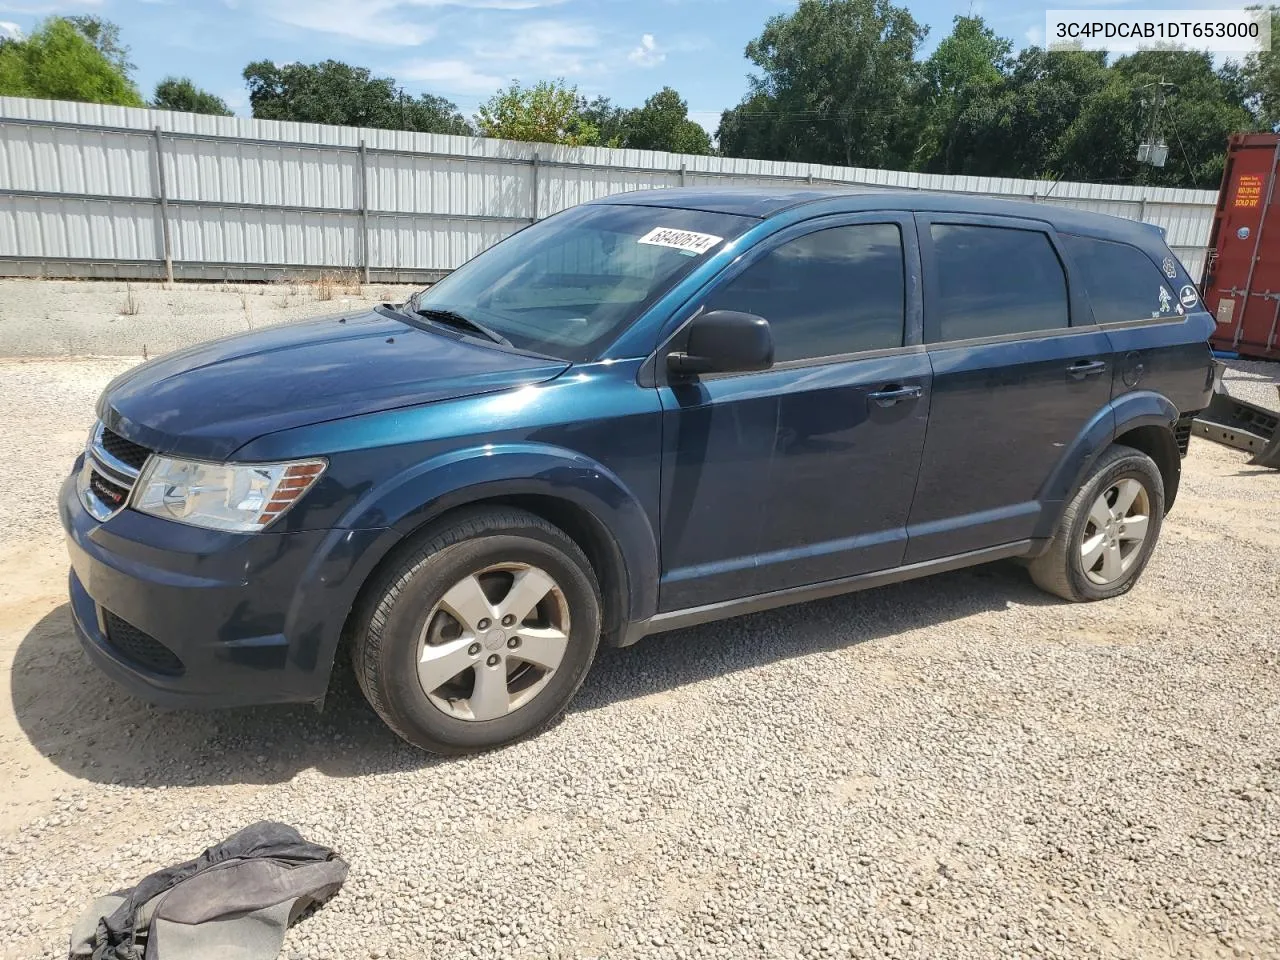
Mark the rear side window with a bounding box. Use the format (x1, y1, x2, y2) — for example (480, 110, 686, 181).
(929, 224, 1069, 342)
(1062, 235, 1179, 324)
(704, 223, 905, 362)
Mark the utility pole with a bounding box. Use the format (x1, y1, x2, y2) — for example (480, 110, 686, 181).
(1137, 79, 1176, 168)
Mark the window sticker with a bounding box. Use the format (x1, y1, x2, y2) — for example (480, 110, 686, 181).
(1158, 287, 1173, 315)
(1179, 284, 1199, 309)
(1162, 256, 1177, 279)
(637, 227, 724, 256)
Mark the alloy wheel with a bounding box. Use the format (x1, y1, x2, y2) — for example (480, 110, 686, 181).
(1080, 478, 1151, 585)
(416, 562, 570, 721)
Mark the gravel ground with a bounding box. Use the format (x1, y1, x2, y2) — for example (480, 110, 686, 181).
(2, 358, 1279, 960)
(1222, 358, 1280, 412)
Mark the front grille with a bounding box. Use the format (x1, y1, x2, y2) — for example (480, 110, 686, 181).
(103, 611, 185, 675)
(88, 470, 130, 510)
(81, 421, 152, 521)
(1174, 415, 1195, 457)
(100, 427, 150, 471)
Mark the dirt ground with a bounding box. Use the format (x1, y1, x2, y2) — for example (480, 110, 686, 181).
(1, 355, 1278, 959)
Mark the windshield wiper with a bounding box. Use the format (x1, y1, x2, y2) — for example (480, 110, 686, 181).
(414, 307, 512, 347)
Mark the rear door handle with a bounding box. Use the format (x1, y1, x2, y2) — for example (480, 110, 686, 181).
(867, 384, 924, 408)
(1068, 359, 1108, 380)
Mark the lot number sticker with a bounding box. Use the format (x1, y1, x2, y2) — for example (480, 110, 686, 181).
(1179, 285, 1199, 309)
(638, 227, 723, 256)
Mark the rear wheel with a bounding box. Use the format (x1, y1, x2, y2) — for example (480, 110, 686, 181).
(1029, 444, 1165, 602)
(352, 507, 601, 754)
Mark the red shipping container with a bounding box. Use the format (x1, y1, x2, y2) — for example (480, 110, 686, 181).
(1201, 132, 1280, 359)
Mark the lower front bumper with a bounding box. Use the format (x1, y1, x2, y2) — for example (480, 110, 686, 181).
(61, 468, 393, 708)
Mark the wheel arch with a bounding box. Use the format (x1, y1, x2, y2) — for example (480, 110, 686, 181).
(1112, 423, 1180, 512)
(1035, 391, 1181, 550)
(332, 443, 657, 670)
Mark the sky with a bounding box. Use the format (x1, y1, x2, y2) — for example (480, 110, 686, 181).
(0, 0, 1236, 134)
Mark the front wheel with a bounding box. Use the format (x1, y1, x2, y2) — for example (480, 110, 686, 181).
(351, 507, 602, 754)
(1029, 444, 1165, 602)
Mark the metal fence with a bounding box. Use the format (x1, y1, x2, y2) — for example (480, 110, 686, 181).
(0, 95, 1220, 283)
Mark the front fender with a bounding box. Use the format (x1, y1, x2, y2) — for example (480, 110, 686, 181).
(338, 441, 660, 626)
(1034, 390, 1179, 543)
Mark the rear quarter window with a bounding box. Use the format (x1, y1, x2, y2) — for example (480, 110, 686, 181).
(1061, 235, 1180, 325)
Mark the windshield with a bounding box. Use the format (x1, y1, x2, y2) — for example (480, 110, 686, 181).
(411, 203, 755, 361)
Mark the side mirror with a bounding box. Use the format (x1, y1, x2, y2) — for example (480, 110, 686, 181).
(667, 310, 774, 376)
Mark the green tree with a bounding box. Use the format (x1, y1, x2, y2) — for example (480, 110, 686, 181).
(64, 15, 133, 74)
(719, 0, 927, 167)
(580, 96, 629, 147)
(477, 79, 599, 145)
(622, 87, 712, 154)
(945, 48, 1110, 178)
(0, 16, 143, 106)
(243, 59, 472, 134)
(153, 76, 232, 116)
(1056, 50, 1255, 188)
(1241, 6, 1280, 128)
(913, 16, 1011, 171)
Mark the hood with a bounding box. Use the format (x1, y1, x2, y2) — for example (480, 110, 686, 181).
(100, 307, 570, 461)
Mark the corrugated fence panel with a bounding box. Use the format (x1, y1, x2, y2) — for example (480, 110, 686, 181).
(0, 96, 1219, 281)
(367, 153, 527, 218)
(165, 138, 358, 210)
(0, 121, 154, 197)
(368, 215, 516, 273)
(0, 195, 159, 260)
(171, 206, 358, 266)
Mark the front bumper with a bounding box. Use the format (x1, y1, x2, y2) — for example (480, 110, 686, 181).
(60, 463, 389, 708)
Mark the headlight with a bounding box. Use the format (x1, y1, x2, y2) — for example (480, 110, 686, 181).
(133, 456, 326, 532)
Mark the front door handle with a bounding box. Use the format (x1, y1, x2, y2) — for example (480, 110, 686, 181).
(868, 384, 924, 408)
(1068, 359, 1108, 380)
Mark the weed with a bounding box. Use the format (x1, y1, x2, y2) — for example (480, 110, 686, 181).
(119, 284, 140, 316)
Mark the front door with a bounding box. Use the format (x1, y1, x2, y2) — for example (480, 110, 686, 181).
(905, 213, 1114, 563)
(656, 214, 932, 610)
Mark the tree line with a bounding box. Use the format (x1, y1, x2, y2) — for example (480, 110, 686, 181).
(4, 3, 1280, 188)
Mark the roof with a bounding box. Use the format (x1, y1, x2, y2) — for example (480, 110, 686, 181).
(592, 187, 1165, 246)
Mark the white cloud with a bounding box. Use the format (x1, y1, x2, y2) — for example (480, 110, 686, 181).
(1025, 24, 1044, 46)
(259, 0, 435, 45)
(0, 0, 100, 12)
(0, 21, 20, 38)
(401, 58, 504, 94)
(628, 33, 665, 67)
(257, 0, 566, 46)
(468, 19, 601, 76)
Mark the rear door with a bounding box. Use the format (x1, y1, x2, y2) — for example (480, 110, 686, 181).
(905, 214, 1113, 563)
(1061, 233, 1216, 415)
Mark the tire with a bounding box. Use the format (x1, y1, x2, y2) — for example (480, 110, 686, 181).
(1029, 444, 1165, 602)
(351, 506, 601, 754)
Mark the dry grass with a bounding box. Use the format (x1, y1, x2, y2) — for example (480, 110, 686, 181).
(118, 284, 139, 317)
(315, 270, 361, 302)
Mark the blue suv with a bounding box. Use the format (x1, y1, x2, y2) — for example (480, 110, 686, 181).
(62, 189, 1215, 753)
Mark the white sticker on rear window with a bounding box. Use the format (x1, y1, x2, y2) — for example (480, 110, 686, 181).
(637, 227, 723, 256)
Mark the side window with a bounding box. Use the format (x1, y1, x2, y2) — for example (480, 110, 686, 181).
(929, 224, 1069, 342)
(703, 223, 905, 363)
(1062, 235, 1179, 324)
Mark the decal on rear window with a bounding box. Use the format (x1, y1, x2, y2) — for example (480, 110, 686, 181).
(1180, 284, 1199, 309)
(638, 227, 724, 256)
